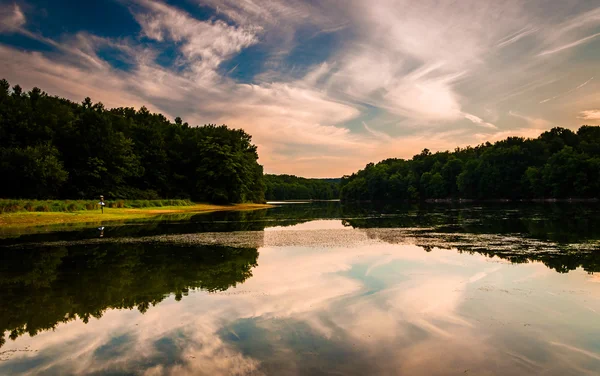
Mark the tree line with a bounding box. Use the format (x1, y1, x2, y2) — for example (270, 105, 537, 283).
(264, 174, 340, 201)
(0, 79, 264, 203)
(341, 126, 600, 201)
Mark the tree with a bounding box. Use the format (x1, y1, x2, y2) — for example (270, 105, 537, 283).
(0, 144, 68, 198)
(341, 124, 600, 201)
(265, 174, 340, 201)
(0, 79, 265, 202)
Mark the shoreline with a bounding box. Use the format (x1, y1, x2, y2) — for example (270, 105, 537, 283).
(340, 198, 600, 204)
(0, 203, 273, 230)
(424, 198, 600, 203)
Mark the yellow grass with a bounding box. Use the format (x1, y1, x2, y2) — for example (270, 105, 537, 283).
(0, 203, 272, 229)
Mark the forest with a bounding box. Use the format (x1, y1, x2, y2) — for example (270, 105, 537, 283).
(0, 79, 264, 203)
(264, 174, 340, 200)
(341, 126, 600, 201)
(4, 79, 600, 204)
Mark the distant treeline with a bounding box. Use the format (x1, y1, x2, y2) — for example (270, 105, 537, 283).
(341, 126, 600, 201)
(0, 79, 264, 203)
(264, 174, 340, 200)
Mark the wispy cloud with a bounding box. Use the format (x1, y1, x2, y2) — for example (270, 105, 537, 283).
(1, 0, 599, 176)
(577, 110, 600, 121)
(539, 77, 593, 103)
(496, 26, 538, 48)
(463, 113, 497, 129)
(0, 3, 25, 32)
(575, 76, 594, 90)
(538, 32, 600, 56)
(363, 122, 393, 141)
(509, 110, 555, 129)
(131, 0, 258, 80)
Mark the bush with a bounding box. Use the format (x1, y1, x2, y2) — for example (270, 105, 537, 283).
(0, 204, 20, 213)
(107, 200, 125, 208)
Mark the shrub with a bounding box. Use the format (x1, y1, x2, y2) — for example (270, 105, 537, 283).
(107, 201, 125, 208)
(50, 201, 64, 211)
(2, 204, 20, 213)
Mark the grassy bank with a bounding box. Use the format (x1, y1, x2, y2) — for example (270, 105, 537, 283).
(0, 199, 195, 213)
(0, 202, 272, 229)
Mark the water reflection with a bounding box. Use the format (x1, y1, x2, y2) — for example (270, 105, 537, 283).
(4, 201, 600, 245)
(0, 243, 259, 349)
(0, 203, 599, 375)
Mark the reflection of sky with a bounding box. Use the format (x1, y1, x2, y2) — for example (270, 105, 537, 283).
(2, 221, 600, 375)
(264, 219, 349, 231)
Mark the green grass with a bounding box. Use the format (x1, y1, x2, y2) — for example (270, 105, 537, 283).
(0, 202, 272, 233)
(0, 199, 194, 213)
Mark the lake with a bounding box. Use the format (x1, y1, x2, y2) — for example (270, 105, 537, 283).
(1, 202, 600, 375)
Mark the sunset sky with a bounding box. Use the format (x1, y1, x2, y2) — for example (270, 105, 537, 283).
(1, 0, 599, 177)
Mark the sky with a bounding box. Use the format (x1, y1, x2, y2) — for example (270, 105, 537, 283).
(0, 0, 599, 177)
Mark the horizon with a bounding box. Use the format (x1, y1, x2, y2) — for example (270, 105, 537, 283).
(1, 0, 599, 177)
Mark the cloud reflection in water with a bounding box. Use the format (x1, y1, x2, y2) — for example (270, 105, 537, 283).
(1, 220, 600, 375)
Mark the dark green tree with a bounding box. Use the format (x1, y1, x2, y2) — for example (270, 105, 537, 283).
(341, 125, 600, 201)
(0, 79, 265, 202)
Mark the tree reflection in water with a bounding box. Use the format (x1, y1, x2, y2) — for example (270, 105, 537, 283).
(0, 243, 258, 348)
(1, 202, 600, 350)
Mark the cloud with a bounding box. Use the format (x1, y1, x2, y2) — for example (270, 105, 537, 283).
(463, 113, 497, 129)
(0, 3, 25, 32)
(539, 77, 594, 104)
(509, 110, 555, 129)
(578, 110, 600, 121)
(496, 26, 539, 48)
(195, 0, 345, 30)
(382, 72, 465, 121)
(547, 6, 600, 37)
(131, 0, 258, 80)
(538, 32, 600, 56)
(316, 0, 546, 129)
(188, 0, 349, 69)
(539, 95, 559, 104)
(575, 77, 595, 90)
(537, 7, 600, 56)
(363, 122, 392, 141)
(0, 234, 484, 374)
(1, 0, 600, 176)
(3, 221, 596, 375)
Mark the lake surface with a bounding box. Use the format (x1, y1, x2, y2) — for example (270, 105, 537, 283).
(1, 202, 600, 375)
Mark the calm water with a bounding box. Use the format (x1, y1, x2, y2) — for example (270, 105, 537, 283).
(1, 202, 600, 375)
